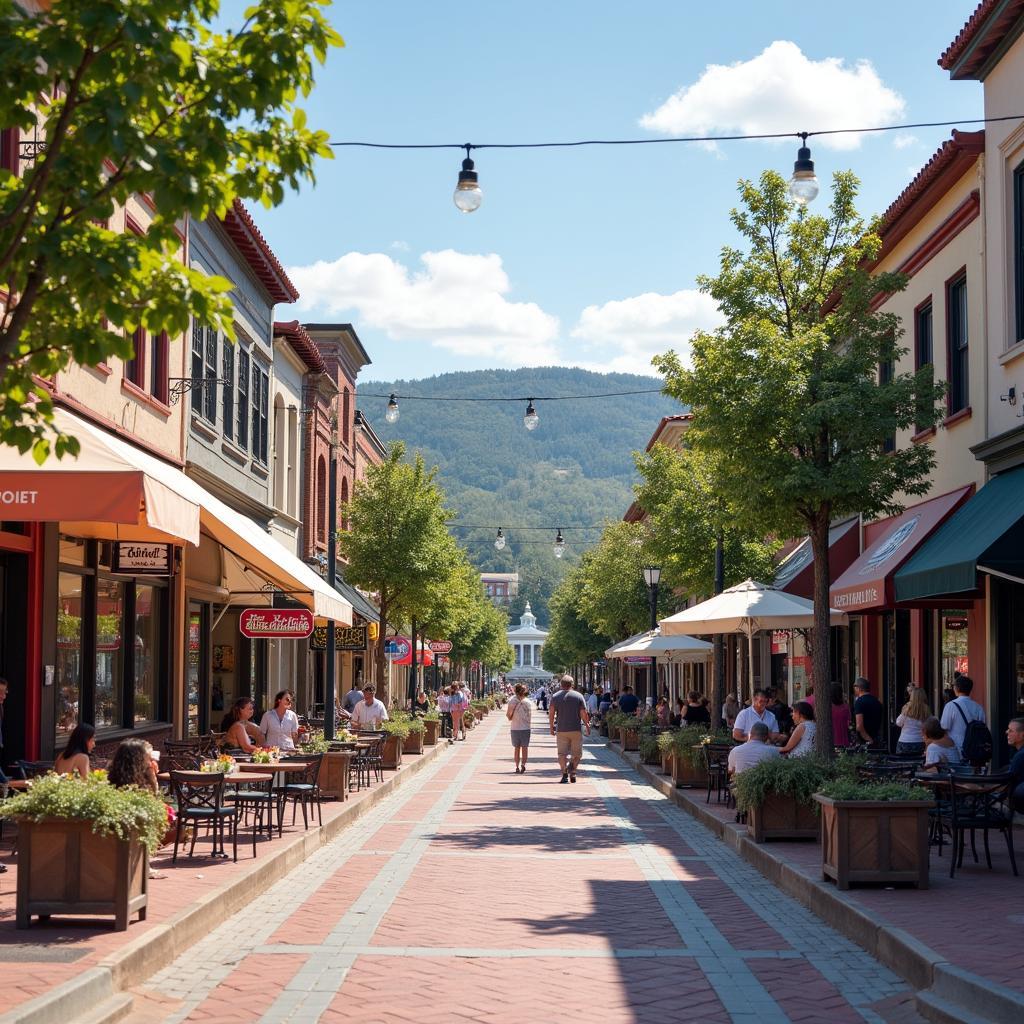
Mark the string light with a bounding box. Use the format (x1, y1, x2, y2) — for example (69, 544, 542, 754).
(494, 527, 506, 551)
(523, 399, 539, 431)
(553, 529, 566, 559)
(385, 393, 400, 423)
(453, 145, 482, 213)
(789, 133, 819, 206)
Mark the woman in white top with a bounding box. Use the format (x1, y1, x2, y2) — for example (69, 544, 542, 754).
(506, 683, 534, 774)
(259, 690, 300, 751)
(780, 701, 816, 758)
(923, 716, 962, 770)
(895, 686, 929, 756)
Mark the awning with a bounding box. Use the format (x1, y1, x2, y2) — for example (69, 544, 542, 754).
(604, 629, 713, 663)
(830, 487, 972, 612)
(0, 407, 200, 545)
(773, 516, 860, 598)
(894, 468, 1024, 600)
(3, 408, 350, 623)
(335, 574, 379, 623)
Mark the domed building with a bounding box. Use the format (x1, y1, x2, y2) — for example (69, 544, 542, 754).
(504, 603, 554, 685)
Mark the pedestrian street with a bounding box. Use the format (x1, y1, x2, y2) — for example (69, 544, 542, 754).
(127, 710, 923, 1024)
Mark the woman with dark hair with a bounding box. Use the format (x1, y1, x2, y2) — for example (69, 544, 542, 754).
(780, 702, 816, 758)
(108, 738, 159, 793)
(54, 723, 95, 779)
(220, 698, 260, 752)
(259, 690, 299, 751)
(682, 691, 711, 727)
(830, 682, 852, 748)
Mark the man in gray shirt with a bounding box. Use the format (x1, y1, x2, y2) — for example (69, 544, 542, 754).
(549, 675, 590, 784)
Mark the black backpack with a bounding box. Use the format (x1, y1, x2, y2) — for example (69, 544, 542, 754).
(954, 703, 993, 766)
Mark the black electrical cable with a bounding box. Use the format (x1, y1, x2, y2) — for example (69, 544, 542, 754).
(359, 388, 665, 402)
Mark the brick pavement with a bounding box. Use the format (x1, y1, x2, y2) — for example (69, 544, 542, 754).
(125, 711, 924, 1024)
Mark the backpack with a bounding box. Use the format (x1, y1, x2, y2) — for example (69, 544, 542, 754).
(954, 702, 993, 766)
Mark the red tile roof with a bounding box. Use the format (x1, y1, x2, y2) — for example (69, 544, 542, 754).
(939, 0, 1024, 78)
(274, 319, 326, 373)
(645, 413, 692, 452)
(220, 200, 299, 304)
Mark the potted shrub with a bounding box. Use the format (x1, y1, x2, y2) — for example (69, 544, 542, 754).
(603, 710, 626, 745)
(462, 709, 476, 733)
(733, 755, 836, 842)
(657, 730, 675, 775)
(670, 726, 714, 788)
(2, 772, 167, 930)
(639, 733, 662, 766)
(814, 780, 934, 890)
(402, 716, 426, 755)
(422, 711, 441, 745)
(303, 731, 354, 800)
(380, 719, 411, 769)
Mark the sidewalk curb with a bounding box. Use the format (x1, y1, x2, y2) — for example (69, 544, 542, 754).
(0, 737, 457, 1024)
(603, 741, 1024, 1024)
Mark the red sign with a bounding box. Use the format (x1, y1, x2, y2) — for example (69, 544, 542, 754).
(239, 608, 314, 639)
(428, 640, 453, 654)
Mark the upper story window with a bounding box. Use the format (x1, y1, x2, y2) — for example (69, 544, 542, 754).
(947, 273, 969, 415)
(879, 358, 895, 453)
(222, 343, 235, 442)
(0, 128, 19, 176)
(250, 362, 269, 465)
(1014, 161, 1024, 345)
(190, 321, 217, 422)
(914, 301, 933, 434)
(125, 326, 168, 405)
(237, 348, 250, 448)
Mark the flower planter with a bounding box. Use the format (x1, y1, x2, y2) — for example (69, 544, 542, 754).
(660, 751, 674, 776)
(815, 795, 933, 890)
(671, 753, 708, 789)
(423, 720, 440, 745)
(16, 818, 148, 931)
(641, 746, 661, 766)
(317, 750, 353, 800)
(381, 734, 404, 770)
(621, 728, 640, 752)
(747, 793, 819, 843)
(473, 708, 484, 721)
(402, 731, 424, 755)
(599, 720, 610, 738)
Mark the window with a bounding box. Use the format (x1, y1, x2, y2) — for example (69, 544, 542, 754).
(134, 585, 160, 723)
(915, 302, 933, 433)
(1015, 162, 1024, 344)
(124, 327, 145, 388)
(251, 362, 269, 464)
(95, 578, 124, 729)
(237, 348, 249, 448)
(191, 320, 205, 415)
(879, 358, 895, 453)
(56, 573, 83, 738)
(0, 127, 19, 176)
(947, 274, 969, 414)
(222, 343, 235, 442)
(273, 395, 285, 509)
(204, 328, 218, 422)
(316, 455, 327, 543)
(340, 477, 349, 531)
(149, 331, 168, 404)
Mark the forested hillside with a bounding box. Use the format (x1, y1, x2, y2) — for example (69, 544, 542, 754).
(357, 367, 682, 622)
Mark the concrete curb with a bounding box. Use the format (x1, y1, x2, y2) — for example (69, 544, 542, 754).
(603, 740, 1024, 1024)
(0, 737, 455, 1024)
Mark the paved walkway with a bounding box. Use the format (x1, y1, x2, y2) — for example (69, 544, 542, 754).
(126, 713, 923, 1024)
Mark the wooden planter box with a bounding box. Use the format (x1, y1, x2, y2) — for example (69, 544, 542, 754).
(473, 708, 485, 721)
(671, 753, 708, 789)
(16, 818, 148, 931)
(381, 734, 404, 770)
(423, 719, 440, 745)
(660, 751, 673, 776)
(599, 720, 610, 738)
(641, 745, 661, 766)
(815, 795, 932, 890)
(317, 750, 353, 801)
(621, 728, 640, 752)
(747, 793, 819, 843)
(402, 731, 424, 755)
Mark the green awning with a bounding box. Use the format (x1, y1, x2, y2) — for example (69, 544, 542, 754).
(894, 467, 1024, 601)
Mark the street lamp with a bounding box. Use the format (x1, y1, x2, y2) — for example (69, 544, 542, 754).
(642, 565, 661, 705)
(325, 415, 339, 740)
(788, 133, 819, 206)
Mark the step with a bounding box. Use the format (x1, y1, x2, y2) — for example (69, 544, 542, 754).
(916, 990, 997, 1024)
(70, 995, 133, 1024)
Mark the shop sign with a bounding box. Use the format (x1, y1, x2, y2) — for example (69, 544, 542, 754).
(428, 640, 453, 654)
(113, 542, 171, 575)
(385, 636, 411, 661)
(368, 622, 380, 641)
(944, 617, 968, 631)
(310, 624, 368, 651)
(239, 608, 314, 639)
(771, 630, 789, 654)
(624, 656, 651, 665)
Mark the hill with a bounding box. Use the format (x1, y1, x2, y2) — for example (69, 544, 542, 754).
(357, 367, 682, 622)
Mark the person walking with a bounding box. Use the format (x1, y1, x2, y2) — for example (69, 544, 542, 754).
(549, 674, 590, 784)
(536, 686, 548, 712)
(506, 683, 534, 773)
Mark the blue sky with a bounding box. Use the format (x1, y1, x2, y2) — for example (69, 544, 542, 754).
(252, 1, 985, 382)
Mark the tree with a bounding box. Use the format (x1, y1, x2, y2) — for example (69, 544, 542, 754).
(339, 443, 453, 702)
(634, 441, 777, 724)
(542, 563, 608, 674)
(0, 0, 341, 460)
(656, 171, 944, 756)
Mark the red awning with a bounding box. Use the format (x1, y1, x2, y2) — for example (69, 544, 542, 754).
(773, 516, 860, 599)
(830, 487, 972, 612)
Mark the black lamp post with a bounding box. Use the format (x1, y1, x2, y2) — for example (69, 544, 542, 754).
(642, 565, 661, 706)
(324, 417, 338, 740)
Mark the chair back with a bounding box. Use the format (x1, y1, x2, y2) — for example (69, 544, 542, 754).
(15, 759, 54, 779)
(944, 771, 1014, 827)
(164, 749, 201, 772)
(290, 752, 323, 785)
(703, 743, 730, 772)
(170, 769, 226, 813)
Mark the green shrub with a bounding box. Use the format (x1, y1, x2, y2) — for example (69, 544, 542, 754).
(405, 716, 426, 734)
(817, 779, 932, 802)
(0, 773, 169, 855)
(604, 710, 632, 733)
(423, 709, 441, 722)
(671, 725, 730, 767)
(639, 735, 661, 762)
(733, 754, 837, 813)
(657, 731, 675, 755)
(381, 718, 412, 739)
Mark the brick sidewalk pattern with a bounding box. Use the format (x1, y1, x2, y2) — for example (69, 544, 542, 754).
(125, 714, 924, 1024)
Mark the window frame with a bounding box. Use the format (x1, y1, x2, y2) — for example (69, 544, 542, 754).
(222, 341, 235, 442)
(191, 319, 205, 416)
(237, 348, 250, 448)
(914, 298, 934, 435)
(1014, 160, 1024, 346)
(945, 269, 969, 416)
(203, 327, 218, 423)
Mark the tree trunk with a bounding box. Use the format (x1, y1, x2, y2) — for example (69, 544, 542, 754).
(377, 597, 390, 705)
(711, 530, 726, 729)
(810, 512, 834, 759)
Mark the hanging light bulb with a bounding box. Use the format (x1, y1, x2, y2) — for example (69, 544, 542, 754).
(453, 145, 482, 213)
(494, 527, 506, 551)
(523, 399, 539, 431)
(553, 528, 565, 559)
(385, 393, 400, 424)
(788, 133, 819, 206)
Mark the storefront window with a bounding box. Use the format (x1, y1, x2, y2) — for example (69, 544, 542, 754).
(58, 535, 86, 566)
(135, 585, 160, 723)
(187, 606, 202, 736)
(940, 610, 969, 688)
(56, 573, 83, 737)
(95, 578, 123, 728)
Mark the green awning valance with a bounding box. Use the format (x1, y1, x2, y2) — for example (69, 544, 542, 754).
(894, 467, 1024, 601)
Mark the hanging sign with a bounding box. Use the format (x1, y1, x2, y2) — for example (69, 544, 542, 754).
(113, 542, 171, 575)
(428, 640, 453, 654)
(310, 624, 368, 651)
(385, 636, 411, 662)
(624, 656, 652, 665)
(239, 608, 314, 639)
(368, 622, 380, 641)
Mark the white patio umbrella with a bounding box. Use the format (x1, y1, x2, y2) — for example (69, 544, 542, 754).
(605, 628, 713, 663)
(659, 579, 848, 694)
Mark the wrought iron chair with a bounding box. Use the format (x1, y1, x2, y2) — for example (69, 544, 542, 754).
(935, 771, 1017, 879)
(227, 776, 276, 854)
(279, 753, 324, 830)
(703, 743, 731, 805)
(169, 770, 237, 863)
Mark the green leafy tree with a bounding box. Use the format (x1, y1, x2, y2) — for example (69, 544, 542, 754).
(542, 563, 608, 673)
(656, 171, 944, 756)
(0, 0, 341, 460)
(340, 443, 453, 702)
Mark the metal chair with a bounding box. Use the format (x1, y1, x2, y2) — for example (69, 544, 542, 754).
(13, 760, 54, 780)
(279, 753, 324, 830)
(169, 770, 237, 862)
(227, 776, 276, 853)
(703, 743, 731, 805)
(935, 771, 1017, 878)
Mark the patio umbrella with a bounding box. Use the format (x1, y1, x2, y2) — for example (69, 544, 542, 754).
(659, 579, 848, 694)
(605, 629, 713, 663)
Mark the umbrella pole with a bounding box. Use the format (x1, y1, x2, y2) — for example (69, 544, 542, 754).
(747, 628, 755, 698)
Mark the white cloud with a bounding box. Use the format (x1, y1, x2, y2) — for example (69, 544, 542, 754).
(570, 289, 722, 376)
(893, 134, 918, 149)
(287, 250, 561, 365)
(640, 41, 904, 151)
(389, 239, 410, 252)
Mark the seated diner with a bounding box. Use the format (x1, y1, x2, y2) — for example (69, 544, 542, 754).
(53, 723, 95, 779)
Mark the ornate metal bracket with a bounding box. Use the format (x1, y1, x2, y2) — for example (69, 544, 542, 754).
(168, 377, 230, 405)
